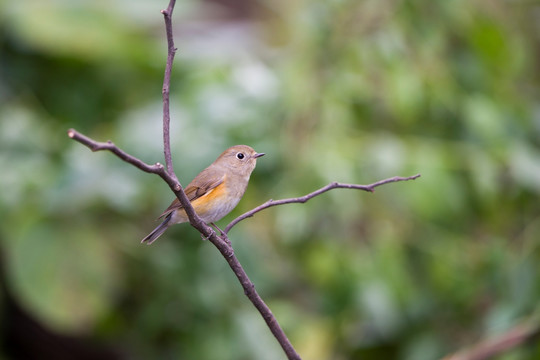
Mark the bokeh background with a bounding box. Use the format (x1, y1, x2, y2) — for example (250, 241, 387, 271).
(1, 0, 540, 359)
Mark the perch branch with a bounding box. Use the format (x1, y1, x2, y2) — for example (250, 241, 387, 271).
(225, 174, 421, 234)
(68, 125, 418, 360)
(67, 129, 300, 359)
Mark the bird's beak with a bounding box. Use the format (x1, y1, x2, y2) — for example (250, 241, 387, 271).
(254, 152, 265, 158)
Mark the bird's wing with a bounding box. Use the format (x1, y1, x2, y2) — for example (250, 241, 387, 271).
(158, 167, 225, 218)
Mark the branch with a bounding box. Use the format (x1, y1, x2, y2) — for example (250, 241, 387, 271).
(213, 238, 301, 359)
(66, 128, 204, 231)
(160, 0, 177, 178)
(157, 0, 201, 228)
(225, 174, 421, 234)
(67, 129, 300, 359)
(442, 321, 540, 360)
(68, 131, 302, 358)
(67, 2, 419, 360)
(67, 2, 301, 359)
(67, 1, 208, 245)
(155, 1, 210, 234)
(67, 129, 163, 174)
(68, 123, 418, 360)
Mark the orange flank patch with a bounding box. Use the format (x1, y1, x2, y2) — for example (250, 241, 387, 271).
(190, 182, 229, 216)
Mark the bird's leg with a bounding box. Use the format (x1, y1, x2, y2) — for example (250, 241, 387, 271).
(199, 223, 230, 244)
(210, 222, 225, 236)
(210, 222, 231, 245)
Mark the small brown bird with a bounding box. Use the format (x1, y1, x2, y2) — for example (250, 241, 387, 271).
(142, 145, 265, 244)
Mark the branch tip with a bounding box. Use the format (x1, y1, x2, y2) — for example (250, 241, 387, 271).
(67, 129, 75, 138)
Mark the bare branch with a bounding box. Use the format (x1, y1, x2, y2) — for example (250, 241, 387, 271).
(160, 0, 177, 178)
(156, 0, 199, 229)
(67, 128, 300, 359)
(67, 2, 301, 358)
(67, 128, 210, 241)
(67, 2, 419, 359)
(213, 237, 301, 359)
(67, 129, 164, 174)
(66, 3, 211, 254)
(442, 321, 540, 360)
(225, 174, 421, 234)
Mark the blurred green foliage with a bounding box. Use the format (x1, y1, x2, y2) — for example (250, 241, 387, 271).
(1, 0, 540, 359)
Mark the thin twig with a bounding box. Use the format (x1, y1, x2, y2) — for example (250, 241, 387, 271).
(67, 129, 164, 174)
(225, 174, 421, 234)
(161, 0, 177, 178)
(157, 0, 200, 225)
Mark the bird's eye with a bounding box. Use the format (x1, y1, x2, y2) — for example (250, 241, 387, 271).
(236, 152, 245, 160)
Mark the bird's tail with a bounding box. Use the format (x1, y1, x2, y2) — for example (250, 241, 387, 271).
(141, 213, 173, 245)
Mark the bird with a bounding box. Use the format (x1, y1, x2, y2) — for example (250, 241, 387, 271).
(141, 145, 265, 244)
